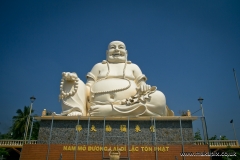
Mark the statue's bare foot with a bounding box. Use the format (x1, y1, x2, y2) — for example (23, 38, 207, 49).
(67, 111, 82, 116)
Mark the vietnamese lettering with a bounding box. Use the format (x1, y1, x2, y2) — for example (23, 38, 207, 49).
(63, 145, 169, 152)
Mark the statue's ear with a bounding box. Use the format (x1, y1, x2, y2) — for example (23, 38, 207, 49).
(126, 50, 128, 58)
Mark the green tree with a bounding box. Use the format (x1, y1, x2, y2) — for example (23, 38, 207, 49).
(222, 146, 240, 160)
(11, 106, 37, 139)
(220, 135, 228, 140)
(0, 131, 13, 139)
(0, 148, 9, 157)
(31, 120, 40, 140)
(209, 135, 218, 140)
(1, 106, 40, 140)
(179, 110, 187, 116)
(209, 135, 228, 140)
(194, 129, 202, 140)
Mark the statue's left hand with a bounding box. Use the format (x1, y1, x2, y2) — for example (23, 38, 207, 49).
(138, 81, 151, 93)
(89, 105, 115, 116)
(67, 111, 83, 116)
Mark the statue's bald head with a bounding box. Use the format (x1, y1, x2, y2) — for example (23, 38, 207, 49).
(106, 41, 128, 63)
(108, 41, 126, 50)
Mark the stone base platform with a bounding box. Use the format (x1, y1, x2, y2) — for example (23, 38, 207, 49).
(20, 144, 210, 160)
(36, 116, 197, 145)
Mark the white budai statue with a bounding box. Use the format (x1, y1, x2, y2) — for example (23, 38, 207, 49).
(58, 41, 174, 116)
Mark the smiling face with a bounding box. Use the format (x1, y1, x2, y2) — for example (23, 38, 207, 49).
(106, 41, 128, 63)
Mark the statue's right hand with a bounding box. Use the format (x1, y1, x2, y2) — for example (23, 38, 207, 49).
(62, 72, 78, 81)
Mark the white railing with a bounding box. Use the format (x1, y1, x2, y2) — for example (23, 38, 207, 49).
(0, 140, 37, 147)
(0, 139, 239, 148)
(195, 140, 239, 147)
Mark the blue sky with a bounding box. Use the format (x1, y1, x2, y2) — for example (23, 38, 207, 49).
(0, 0, 239, 141)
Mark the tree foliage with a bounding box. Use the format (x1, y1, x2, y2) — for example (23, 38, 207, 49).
(222, 146, 240, 160)
(209, 135, 218, 140)
(179, 110, 188, 116)
(0, 106, 40, 141)
(194, 129, 202, 140)
(31, 120, 40, 140)
(220, 135, 228, 140)
(209, 135, 228, 140)
(0, 132, 12, 139)
(0, 148, 9, 157)
(11, 106, 33, 139)
(46, 110, 53, 116)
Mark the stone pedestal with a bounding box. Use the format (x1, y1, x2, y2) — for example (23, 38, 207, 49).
(36, 116, 196, 145)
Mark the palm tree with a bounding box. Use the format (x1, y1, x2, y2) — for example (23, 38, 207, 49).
(11, 106, 34, 139)
(31, 120, 40, 140)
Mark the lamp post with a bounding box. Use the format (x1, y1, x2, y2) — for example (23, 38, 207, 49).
(198, 97, 209, 143)
(198, 97, 211, 159)
(230, 119, 237, 140)
(24, 96, 36, 143)
(28, 117, 34, 143)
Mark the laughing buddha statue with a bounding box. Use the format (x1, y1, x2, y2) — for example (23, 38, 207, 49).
(58, 41, 174, 117)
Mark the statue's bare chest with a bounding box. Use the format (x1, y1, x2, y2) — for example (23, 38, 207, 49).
(98, 64, 134, 79)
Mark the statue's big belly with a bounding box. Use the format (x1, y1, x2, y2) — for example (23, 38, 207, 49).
(90, 79, 137, 103)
